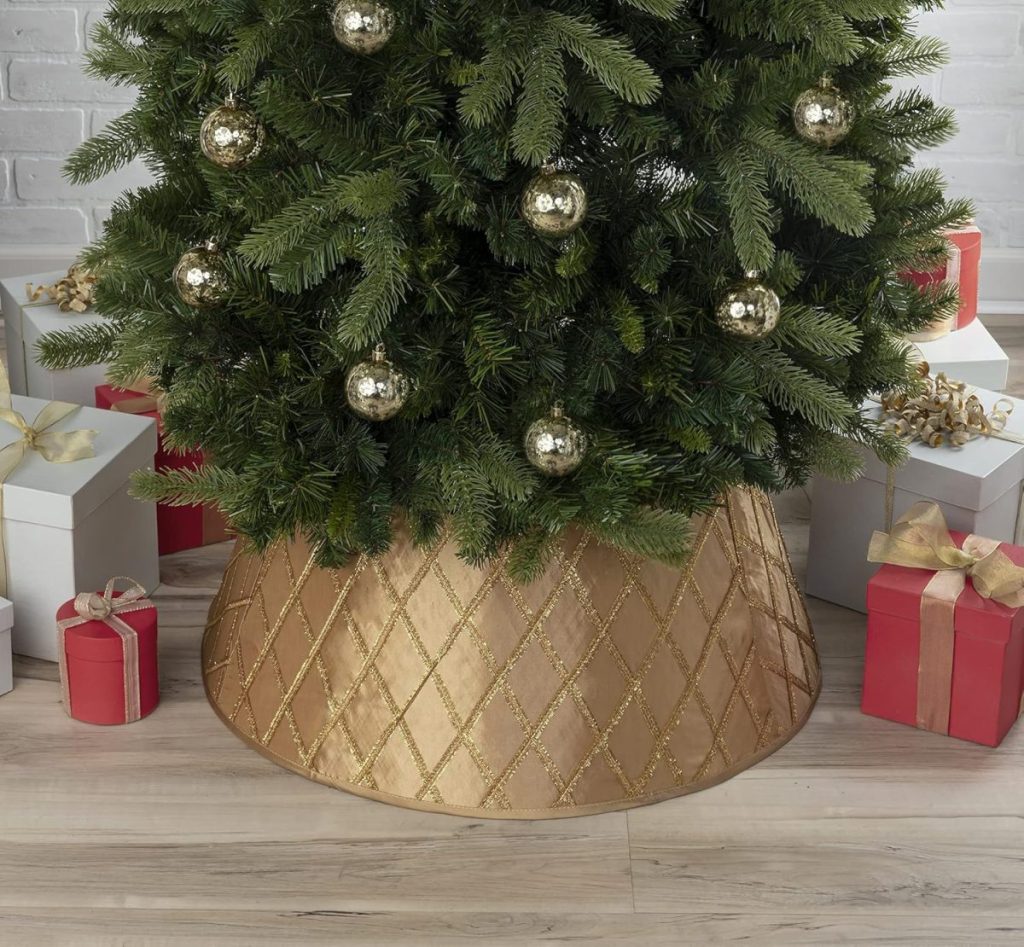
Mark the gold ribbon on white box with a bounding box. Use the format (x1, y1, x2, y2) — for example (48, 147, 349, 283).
(0, 361, 97, 597)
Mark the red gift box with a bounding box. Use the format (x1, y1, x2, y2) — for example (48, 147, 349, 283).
(95, 384, 231, 555)
(864, 504, 1024, 747)
(56, 580, 159, 726)
(904, 223, 983, 337)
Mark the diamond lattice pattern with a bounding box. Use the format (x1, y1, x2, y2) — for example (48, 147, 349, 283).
(203, 489, 820, 816)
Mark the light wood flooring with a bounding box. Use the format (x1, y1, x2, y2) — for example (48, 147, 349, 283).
(2, 319, 1024, 946)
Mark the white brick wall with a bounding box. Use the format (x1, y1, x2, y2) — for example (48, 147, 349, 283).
(0, 2, 1022, 300)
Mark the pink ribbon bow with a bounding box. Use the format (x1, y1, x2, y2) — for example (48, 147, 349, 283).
(57, 577, 152, 722)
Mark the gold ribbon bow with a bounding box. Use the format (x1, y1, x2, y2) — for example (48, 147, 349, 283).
(0, 361, 97, 597)
(56, 577, 152, 722)
(25, 264, 97, 313)
(868, 502, 1024, 733)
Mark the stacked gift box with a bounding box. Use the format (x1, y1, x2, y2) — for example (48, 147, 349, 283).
(807, 222, 1024, 748)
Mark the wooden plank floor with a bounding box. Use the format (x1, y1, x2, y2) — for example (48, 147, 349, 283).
(2, 321, 1024, 946)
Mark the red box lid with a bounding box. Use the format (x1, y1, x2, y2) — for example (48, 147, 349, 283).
(867, 531, 1024, 645)
(57, 592, 157, 662)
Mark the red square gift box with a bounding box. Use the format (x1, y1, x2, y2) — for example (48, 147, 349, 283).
(57, 579, 159, 725)
(864, 502, 1024, 747)
(904, 223, 983, 340)
(96, 383, 231, 555)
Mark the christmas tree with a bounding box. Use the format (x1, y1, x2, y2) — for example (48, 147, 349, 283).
(43, 0, 969, 580)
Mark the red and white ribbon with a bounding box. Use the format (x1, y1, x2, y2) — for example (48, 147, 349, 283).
(57, 577, 152, 722)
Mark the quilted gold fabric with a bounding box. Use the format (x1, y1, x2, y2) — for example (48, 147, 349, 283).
(203, 488, 820, 818)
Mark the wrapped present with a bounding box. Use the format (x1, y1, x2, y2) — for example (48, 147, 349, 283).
(0, 597, 12, 697)
(0, 363, 159, 661)
(912, 318, 1008, 391)
(57, 578, 159, 725)
(808, 379, 1024, 613)
(863, 503, 1024, 746)
(904, 223, 983, 340)
(0, 269, 110, 404)
(95, 384, 231, 555)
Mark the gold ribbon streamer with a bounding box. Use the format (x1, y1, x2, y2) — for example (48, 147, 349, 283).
(0, 361, 98, 598)
(56, 577, 152, 722)
(868, 502, 1024, 733)
(879, 373, 1019, 449)
(25, 264, 97, 314)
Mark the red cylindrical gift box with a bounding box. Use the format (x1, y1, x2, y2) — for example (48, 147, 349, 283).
(57, 590, 159, 725)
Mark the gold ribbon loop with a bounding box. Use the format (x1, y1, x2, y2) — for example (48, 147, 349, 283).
(25, 264, 97, 313)
(0, 360, 98, 598)
(57, 577, 151, 723)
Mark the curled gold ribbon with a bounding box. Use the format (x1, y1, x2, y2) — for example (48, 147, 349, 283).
(880, 373, 1016, 449)
(56, 577, 152, 722)
(25, 264, 97, 314)
(868, 502, 1024, 734)
(0, 361, 98, 598)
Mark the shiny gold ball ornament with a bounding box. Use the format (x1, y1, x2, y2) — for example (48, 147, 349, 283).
(199, 96, 266, 170)
(524, 403, 587, 478)
(346, 344, 410, 421)
(716, 273, 782, 340)
(521, 165, 589, 238)
(793, 77, 855, 148)
(172, 240, 230, 309)
(331, 0, 396, 55)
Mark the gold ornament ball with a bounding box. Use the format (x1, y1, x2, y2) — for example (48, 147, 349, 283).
(524, 404, 587, 478)
(173, 241, 230, 309)
(793, 79, 854, 148)
(332, 0, 396, 55)
(199, 98, 266, 170)
(716, 275, 782, 340)
(521, 166, 589, 238)
(346, 345, 410, 421)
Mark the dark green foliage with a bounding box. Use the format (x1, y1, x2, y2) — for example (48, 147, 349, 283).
(45, 0, 965, 579)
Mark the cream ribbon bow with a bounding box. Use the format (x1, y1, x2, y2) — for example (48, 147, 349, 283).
(56, 577, 151, 722)
(0, 360, 97, 597)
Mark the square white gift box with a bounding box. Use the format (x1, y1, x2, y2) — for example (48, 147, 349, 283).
(807, 386, 1024, 614)
(0, 272, 111, 405)
(913, 318, 1009, 392)
(0, 597, 12, 696)
(2, 395, 160, 661)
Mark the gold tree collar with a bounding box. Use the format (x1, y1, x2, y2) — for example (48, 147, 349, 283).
(880, 372, 1014, 448)
(25, 264, 98, 313)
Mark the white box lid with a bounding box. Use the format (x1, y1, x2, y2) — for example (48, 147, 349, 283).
(861, 386, 1024, 512)
(0, 597, 12, 631)
(0, 271, 109, 334)
(1, 395, 157, 530)
(914, 318, 1006, 366)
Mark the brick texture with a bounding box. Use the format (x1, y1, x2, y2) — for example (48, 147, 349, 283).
(0, 3, 1021, 250)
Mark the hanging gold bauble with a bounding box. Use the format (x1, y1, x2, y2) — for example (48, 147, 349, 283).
(331, 0, 396, 55)
(172, 240, 230, 309)
(716, 273, 782, 340)
(199, 96, 266, 170)
(346, 344, 410, 421)
(793, 77, 855, 148)
(524, 403, 587, 477)
(521, 165, 589, 238)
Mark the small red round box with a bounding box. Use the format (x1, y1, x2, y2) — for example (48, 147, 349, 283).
(57, 593, 160, 725)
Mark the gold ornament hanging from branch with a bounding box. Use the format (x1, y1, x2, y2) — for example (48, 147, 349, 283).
(331, 0, 396, 55)
(345, 344, 410, 421)
(173, 240, 230, 309)
(716, 272, 782, 339)
(521, 165, 589, 238)
(793, 77, 855, 148)
(524, 403, 587, 477)
(199, 95, 266, 170)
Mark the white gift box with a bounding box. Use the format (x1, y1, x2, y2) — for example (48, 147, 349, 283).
(913, 318, 1009, 391)
(0, 597, 12, 696)
(0, 272, 111, 405)
(807, 387, 1024, 613)
(3, 396, 160, 661)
